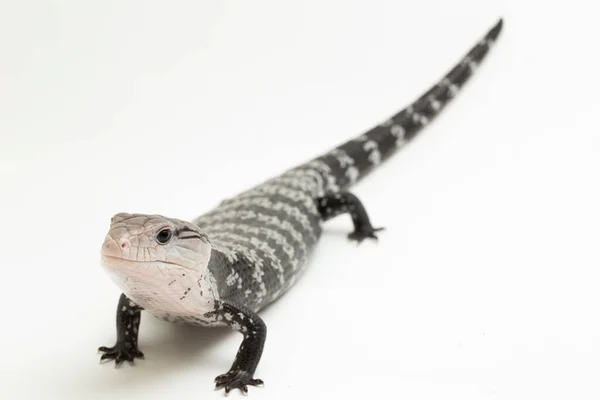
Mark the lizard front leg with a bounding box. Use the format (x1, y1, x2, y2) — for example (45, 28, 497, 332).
(208, 302, 266, 394)
(317, 191, 384, 243)
(98, 293, 144, 366)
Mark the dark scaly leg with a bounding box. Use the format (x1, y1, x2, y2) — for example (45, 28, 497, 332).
(317, 191, 384, 243)
(98, 293, 144, 366)
(208, 302, 266, 394)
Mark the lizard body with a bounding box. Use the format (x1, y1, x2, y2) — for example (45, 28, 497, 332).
(99, 19, 504, 394)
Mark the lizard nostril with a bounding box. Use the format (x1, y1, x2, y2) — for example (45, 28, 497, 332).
(101, 237, 126, 257)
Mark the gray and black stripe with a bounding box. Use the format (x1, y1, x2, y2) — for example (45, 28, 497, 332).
(313, 19, 503, 191)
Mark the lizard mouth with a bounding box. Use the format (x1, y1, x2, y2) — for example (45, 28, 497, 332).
(101, 255, 194, 272)
(101, 255, 198, 289)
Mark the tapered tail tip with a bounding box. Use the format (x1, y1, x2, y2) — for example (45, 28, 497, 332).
(487, 18, 504, 42)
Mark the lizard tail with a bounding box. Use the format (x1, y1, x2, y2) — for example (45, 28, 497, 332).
(310, 18, 503, 192)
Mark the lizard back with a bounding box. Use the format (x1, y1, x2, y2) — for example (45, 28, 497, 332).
(193, 161, 328, 311)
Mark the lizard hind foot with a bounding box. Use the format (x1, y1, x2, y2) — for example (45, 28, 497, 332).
(98, 343, 144, 367)
(347, 226, 385, 244)
(214, 369, 264, 395)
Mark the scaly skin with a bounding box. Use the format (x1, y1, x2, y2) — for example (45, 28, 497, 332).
(98, 19, 503, 394)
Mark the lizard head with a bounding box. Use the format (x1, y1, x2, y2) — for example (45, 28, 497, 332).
(100, 213, 212, 289)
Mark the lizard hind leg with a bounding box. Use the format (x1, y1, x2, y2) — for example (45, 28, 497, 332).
(317, 192, 384, 243)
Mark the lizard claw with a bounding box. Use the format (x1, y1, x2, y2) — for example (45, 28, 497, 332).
(348, 226, 385, 243)
(98, 343, 144, 367)
(214, 369, 263, 395)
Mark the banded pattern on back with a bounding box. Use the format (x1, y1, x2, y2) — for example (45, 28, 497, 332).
(193, 163, 329, 311)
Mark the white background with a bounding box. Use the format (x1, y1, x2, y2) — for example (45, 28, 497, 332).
(1, 1, 599, 399)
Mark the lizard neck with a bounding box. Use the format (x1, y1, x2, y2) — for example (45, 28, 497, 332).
(102, 256, 221, 321)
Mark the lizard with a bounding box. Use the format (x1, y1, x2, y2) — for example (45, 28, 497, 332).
(99, 18, 503, 394)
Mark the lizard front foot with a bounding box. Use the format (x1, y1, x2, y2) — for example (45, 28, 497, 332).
(214, 369, 264, 395)
(348, 226, 385, 243)
(98, 343, 144, 367)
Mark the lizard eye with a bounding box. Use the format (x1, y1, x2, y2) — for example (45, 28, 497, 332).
(156, 228, 173, 244)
